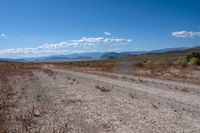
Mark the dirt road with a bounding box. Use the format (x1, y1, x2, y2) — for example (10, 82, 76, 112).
(14, 65, 200, 132)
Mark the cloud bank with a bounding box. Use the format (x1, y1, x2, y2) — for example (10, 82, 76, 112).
(0, 36, 132, 55)
(172, 31, 200, 38)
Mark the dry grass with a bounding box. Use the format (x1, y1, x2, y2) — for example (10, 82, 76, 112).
(0, 67, 21, 132)
(95, 85, 112, 92)
(129, 92, 137, 99)
(0, 62, 69, 132)
(42, 68, 56, 79)
(55, 60, 116, 72)
(53, 52, 200, 84)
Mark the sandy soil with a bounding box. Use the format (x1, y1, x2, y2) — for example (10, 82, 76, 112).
(11, 65, 200, 133)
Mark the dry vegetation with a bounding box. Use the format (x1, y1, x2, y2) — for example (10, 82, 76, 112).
(95, 85, 112, 92)
(54, 51, 200, 84)
(0, 62, 68, 133)
(55, 60, 116, 72)
(0, 63, 38, 132)
(0, 50, 199, 132)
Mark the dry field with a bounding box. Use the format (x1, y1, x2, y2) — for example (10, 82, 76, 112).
(1, 60, 200, 132)
(54, 52, 200, 84)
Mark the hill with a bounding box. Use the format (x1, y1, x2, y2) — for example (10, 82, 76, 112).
(1, 46, 199, 62)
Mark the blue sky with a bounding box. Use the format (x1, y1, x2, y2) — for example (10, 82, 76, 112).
(0, 0, 200, 58)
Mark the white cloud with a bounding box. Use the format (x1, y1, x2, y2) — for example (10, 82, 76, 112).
(104, 32, 111, 36)
(0, 33, 7, 38)
(0, 36, 132, 55)
(37, 37, 132, 49)
(172, 31, 200, 38)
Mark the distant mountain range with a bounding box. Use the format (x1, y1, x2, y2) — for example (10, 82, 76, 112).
(0, 58, 26, 62)
(0, 46, 199, 62)
(99, 47, 189, 59)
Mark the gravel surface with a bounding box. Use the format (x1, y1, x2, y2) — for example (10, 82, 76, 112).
(14, 65, 200, 132)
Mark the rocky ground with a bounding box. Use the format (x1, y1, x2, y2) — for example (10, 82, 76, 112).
(8, 65, 200, 132)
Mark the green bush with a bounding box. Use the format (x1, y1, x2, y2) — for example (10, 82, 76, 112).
(186, 52, 200, 61)
(189, 57, 200, 66)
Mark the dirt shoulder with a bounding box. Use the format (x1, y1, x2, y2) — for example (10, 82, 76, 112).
(54, 61, 200, 85)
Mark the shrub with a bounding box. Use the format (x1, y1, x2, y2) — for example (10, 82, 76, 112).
(95, 85, 111, 92)
(174, 58, 187, 65)
(186, 52, 200, 62)
(189, 57, 200, 66)
(134, 62, 144, 68)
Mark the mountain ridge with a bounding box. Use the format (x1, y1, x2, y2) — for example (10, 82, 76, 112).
(1, 46, 198, 62)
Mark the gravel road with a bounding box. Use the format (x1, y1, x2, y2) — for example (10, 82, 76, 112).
(50, 67, 200, 109)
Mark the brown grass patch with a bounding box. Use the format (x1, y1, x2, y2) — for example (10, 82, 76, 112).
(95, 85, 112, 92)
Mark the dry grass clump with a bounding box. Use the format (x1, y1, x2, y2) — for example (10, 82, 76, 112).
(181, 88, 190, 93)
(42, 68, 54, 75)
(129, 92, 137, 99)
(151, 102, 159, 109)
(42, 68, 56, 79)
(52, 125, 69, 133)
(15, 104, 49, 132)
(95, 85, 112, 92)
